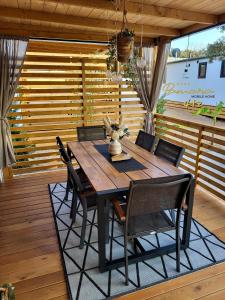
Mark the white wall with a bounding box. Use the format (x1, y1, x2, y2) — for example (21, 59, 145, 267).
(161, 58, 225, 105)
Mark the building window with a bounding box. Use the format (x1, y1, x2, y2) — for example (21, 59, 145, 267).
(220, 60, 225, 78)
(198, 62, 207, 78)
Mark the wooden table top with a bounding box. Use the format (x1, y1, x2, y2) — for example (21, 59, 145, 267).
(67, 138, 187, 195)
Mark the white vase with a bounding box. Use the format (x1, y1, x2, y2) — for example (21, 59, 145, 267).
(108, 139, 122, 156)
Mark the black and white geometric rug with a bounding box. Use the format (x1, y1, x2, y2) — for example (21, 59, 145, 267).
(49, 182, 225, 300)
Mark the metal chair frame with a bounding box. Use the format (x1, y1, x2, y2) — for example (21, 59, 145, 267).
(112, 174, 192, 285)
(63, 162, 97, 249)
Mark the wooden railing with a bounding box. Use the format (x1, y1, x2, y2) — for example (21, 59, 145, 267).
(165, 100, 225, 120)
(154, 113, 225, 201)
(10, 40, 144, 175)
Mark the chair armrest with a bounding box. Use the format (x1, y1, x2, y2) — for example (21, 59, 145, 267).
(112, 198, 126, 222)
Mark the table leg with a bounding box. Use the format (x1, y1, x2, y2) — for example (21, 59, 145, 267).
(97, 195, 108, 272)
(182, 178, 195, 247)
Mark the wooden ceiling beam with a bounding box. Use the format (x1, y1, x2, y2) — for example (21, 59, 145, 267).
(218, 13, 225, 23)
(0, 22, 113, 42)
(179, 11, 225, 37)
(180, 23, 212, 36)
(43, 0, 218, 25)
(0, 6, 179, 37)
(0, 21, 153, 45)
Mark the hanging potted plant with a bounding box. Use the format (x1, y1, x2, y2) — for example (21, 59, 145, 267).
(117, 28, 134, 63)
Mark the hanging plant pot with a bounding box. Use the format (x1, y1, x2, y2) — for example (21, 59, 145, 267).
(117, 29, 134, 63)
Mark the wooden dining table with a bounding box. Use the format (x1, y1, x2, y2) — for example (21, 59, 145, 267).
(67, 138, 195, 272)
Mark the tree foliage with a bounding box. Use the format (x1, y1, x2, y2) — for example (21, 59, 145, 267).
(205, 36, 225, 61)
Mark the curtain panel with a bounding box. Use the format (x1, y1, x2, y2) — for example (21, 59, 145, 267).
(133, 40, 170, 134)
(0, 38, 28, 170)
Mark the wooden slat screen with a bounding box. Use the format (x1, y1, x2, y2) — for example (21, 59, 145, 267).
(10, 40, 145, 175)
(155, 114, 225, 201)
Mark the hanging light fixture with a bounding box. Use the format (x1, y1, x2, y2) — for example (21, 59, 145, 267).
(137, 48, 146, 68)
(136, 0, 146, 69)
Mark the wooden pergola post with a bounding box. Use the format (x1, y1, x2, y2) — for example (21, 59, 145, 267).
(2, 167, 13, 181)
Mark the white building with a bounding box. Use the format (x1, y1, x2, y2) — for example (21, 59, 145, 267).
(161, 57, 225, 105)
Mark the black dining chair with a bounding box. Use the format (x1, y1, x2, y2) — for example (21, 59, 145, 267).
(154, 139, 185, 167)
(77, 125, 106, 142)
(112, 173, 193, 285)
(63, 161, 97, 249)
(56, 136, 89, 201)
(135, 130, 157, 152)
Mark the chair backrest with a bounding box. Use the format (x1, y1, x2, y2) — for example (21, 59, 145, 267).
(126, 174, 192, 234)
(56, 136, 70, 164)
(154, 139, 185, 167)
(77, 126, 106, 142)
(67, 161, 84, 193)
(59, 147, 70, 164)
(135, 130, 157, 152)
(56, 136, 64, 149)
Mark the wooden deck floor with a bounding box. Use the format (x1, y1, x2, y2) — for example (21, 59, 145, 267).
(0, 170, 225, 300)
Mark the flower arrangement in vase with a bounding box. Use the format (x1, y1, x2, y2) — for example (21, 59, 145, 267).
(104, 115, 130, 156)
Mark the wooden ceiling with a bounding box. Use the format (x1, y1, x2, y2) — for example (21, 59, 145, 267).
(0, 0, 225, 43)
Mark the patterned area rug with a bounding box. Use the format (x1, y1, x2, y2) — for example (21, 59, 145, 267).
(49, 182, 225, 300)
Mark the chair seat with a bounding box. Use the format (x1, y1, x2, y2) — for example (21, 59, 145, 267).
(113, 199, 175, 236)
(127, 211, 175, 237)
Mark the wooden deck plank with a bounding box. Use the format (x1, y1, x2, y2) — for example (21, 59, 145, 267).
(0, 170, 224, 300)
(14, 272, 65, 294)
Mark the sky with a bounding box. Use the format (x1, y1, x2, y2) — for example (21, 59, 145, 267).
(171, 26, 224, 51)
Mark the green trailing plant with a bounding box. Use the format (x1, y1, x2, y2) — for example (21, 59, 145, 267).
(122, 48, 139, 85)
(154, 95, 168, 136)
(194, 101, 224, 126)
(156, 95, 167, 115)
(107, 35, 117, 71)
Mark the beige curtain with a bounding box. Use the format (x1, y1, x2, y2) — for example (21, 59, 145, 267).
(133, 40, 170, 134)
(0, 37, 28, 170)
